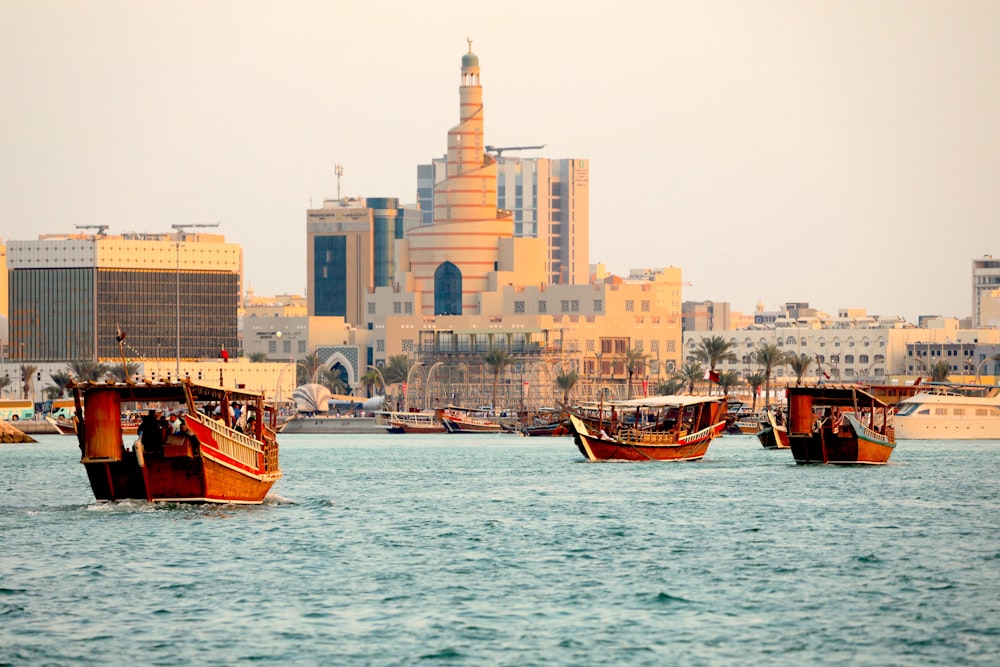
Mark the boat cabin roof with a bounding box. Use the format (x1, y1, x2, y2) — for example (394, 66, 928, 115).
(67, 379, 267, 404)
(786, 384, 887, 408)
(612, 395, 726, 409)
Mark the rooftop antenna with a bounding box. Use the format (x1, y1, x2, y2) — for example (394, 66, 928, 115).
(75, 224, 109, 237)
(335, 164, 344, 201)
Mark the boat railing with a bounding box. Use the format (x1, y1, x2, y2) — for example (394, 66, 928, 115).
(844, 414, 891, 444)
(190, 415, 264, 471)
(678, 421, 723, 444)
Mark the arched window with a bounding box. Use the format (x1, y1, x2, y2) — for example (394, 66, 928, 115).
(434, 262, 462, 315)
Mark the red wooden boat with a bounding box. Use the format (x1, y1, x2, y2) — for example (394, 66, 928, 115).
(568, 395, 727, 462)
(71, 378, 282, 504)
(786, 385, 896, 465)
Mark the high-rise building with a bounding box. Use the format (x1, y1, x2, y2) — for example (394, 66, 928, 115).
(8, 232, 240, 363)
(972, 255, 1000, 328)
(306, 197, 419, 325)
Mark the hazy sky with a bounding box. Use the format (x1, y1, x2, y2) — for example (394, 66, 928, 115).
(2, 1, 997, 324)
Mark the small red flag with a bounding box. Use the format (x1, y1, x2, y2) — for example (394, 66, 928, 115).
(220, 345, 229, 362)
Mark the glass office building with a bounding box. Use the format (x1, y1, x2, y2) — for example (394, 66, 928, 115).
(7, 236, 241, 363)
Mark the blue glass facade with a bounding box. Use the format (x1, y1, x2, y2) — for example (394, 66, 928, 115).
(313, 235, 347, 317)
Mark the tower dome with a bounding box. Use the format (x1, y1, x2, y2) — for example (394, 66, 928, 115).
(462, 38, 479, 68)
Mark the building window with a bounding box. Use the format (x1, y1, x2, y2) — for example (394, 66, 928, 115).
(405, 302, 413, 314)
(393, 302, 401, 314)
(594, 300, 602, 312)
(402, 339, 414, 352)
(368, 302, 376, 314)
(561, 300, 569, 312)
(538, 301, 547, 313)
(625, 300, 634, 312)
(651, 340, 660, 353)
(514, 300, 525, 313)
(571, 300, 579, 312)
(376, 339, 385, 352)
(298, 340, 306, 353)
(283, 340, 291, 354)
(667, 340, 676, 352)
(641, 300, 650, 312)
(268, 341, 276, 353)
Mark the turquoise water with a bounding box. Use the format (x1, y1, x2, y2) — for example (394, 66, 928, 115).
(1, 433, 998, 666)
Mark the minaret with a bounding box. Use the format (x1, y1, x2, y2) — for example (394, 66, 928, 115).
(406, 41, 514, 316)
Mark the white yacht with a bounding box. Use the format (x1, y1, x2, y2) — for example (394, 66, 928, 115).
(893, 383, 1000, 440)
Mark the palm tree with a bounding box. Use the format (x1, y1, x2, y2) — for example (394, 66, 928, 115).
(752, 342, 789, 407)
(0, 375, 11, 398)
(318, 367, 349, 395)
(482, 348, 513, 410)
(787, 353, 813, 386)
(68, 360, 109, 382)
(19, 364, 38, 400)
(745, 372, 766, 412)
(718, 370, 741, 397)
(676, 361, 704, 395)
(248, 352, 268, 362)
(692, 335, 737, 395)
(360, 368, 384, 398)
(619, 345, 651, 398)
(930, 360, 951, 383)
(297, 351, 324, 385)
(48, 371, 73, 397)
(555, 370, 578, 407)
(107, 362, 142, 383)
(381, 355, 413, 385)
(653, 377, 684, 396)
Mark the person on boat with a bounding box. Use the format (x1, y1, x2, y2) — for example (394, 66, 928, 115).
(138, 409, 165, 452)
(168, 412, 182, 435)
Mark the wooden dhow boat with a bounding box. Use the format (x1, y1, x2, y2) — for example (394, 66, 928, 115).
(440, 406, 504, 434)
(381, 409, 447, 434)
(786, 384, 895, 465)
(755, 406, 789, 449)
(71, 378, 282, 504)
(568, 395, 727, 462)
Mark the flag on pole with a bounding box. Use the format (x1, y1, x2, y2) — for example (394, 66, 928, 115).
(115, 324, 126, 343)
(220, 345, 229, 362)
(703, 369, 720, 384)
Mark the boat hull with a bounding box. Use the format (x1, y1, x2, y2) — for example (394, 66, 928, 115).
(756, 426, 789, 449)
(441, 418, 503, 433)
(83, 449, 278, 504)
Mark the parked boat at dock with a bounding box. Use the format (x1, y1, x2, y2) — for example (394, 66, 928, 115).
(893, 382, 1000, 440)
